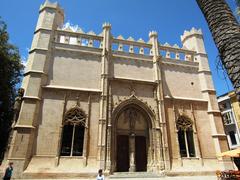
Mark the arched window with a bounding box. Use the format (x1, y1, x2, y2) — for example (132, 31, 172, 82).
(61, 106, 86, 156)
(176, 116, 195, 157)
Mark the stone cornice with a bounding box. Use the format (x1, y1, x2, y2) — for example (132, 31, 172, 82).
(43, 85, 102, 93)
(33, 155, 56, 158)
(161, 59, 199, 69)
(23, 96, 41, 101)
(14, 125, 36, 129)
(198, 70, 211, 74)
(111, 76, 156, 85)
(112, 51, 152, 62)
(112, 38, 152, 48)
(8, 158, 26, 160)
(201, 89, 216, 93)
(195, 52, 208, 57)
(34, 27, 52, 34)
(164, 95, 208, 102)
(24, 70, 47, 76)
(54, 42, 102, 56)
(207, 110, 221, 114)
(212, 134, 226, 137)
(57, 29, 103, 41)
(28, 48, 48, 54)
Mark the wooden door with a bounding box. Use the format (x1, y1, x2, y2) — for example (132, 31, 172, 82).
(135, 136, 147, 171)
(116, 135, 129, 172)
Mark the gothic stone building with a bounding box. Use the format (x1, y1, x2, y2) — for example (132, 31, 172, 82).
(6, 1, 233, 178)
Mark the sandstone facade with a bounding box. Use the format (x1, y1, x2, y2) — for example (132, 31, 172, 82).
(5, 1, 233, 178)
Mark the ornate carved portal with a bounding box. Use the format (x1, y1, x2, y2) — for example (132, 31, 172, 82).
(112, 105, 151, 172)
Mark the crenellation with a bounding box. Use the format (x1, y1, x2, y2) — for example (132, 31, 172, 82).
(173, 44, 180, 48)
(102, 22, 111, 29)
(181, 27, 203, 43)
(116, 35, 125, 40)
(137, 38, 145, 43)
(39, 0, 64, 15)
(57, 29, 103, 49)
(159, 43, 195, 61)
(87, 30, 96, 35)
(57, 24, 199, 61)
(164, 42, 171, 47)
(57, 23, 198, 59)
(127, 36, 135, 41)
(149, 31, 158, 38)
(76, 27, 85, 33)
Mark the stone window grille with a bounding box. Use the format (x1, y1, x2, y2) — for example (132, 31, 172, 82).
(176, 116, 195, 158)
(60, 107, 86, 156)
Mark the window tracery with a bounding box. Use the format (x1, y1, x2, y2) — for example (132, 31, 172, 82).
(64, 106, 86, 126)
(176, 115, 195, 158)
(61, 106, 86, 156)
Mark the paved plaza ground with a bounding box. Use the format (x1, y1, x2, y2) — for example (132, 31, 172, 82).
(13, 177, 217, 180)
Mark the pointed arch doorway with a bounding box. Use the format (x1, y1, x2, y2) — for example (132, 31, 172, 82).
(112, 102, 153, 172)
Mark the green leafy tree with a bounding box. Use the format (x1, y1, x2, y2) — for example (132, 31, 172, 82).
(0, 18, 23, 163)
(196, 0, 240, 100)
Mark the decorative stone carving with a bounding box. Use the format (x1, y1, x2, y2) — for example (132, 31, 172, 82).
(64, 106, 86, 126)
(125, 108, 138, 131)
(176, 115, 192, 130)
(12, 88, 24, 128)
(129, 84, 136, 96)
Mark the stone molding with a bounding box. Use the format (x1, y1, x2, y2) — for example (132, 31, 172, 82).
(14, 125, 36, 129)
(24, 70, 47, 76)
(42, 85, 102, 93)
(164, 95, 208, 102)
(23, 96, 41, 101)
(111, 77, 156, 85)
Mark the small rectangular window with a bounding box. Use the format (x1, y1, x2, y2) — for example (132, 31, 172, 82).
(223, 111, 234, 125)
(229, 131, 237, 145)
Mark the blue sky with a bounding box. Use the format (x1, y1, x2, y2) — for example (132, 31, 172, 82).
(0, 0, 237, 96)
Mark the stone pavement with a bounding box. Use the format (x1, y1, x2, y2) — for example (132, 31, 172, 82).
(13, 177, 217, 180)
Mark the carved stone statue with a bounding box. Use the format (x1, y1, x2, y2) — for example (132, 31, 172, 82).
(12, 88, 24, 128)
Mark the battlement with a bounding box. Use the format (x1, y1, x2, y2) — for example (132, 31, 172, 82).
(56, 22, 196, 62)
(39, 0, 64, 15)
(180, 27, 203, 43)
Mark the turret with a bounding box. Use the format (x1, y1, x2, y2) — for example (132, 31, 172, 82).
(181, 28, 205, 54)
(181, 28, 228, 166)
(7, 1, 65, 178)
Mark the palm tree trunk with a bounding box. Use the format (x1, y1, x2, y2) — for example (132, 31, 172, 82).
(196, 0, 240, 99)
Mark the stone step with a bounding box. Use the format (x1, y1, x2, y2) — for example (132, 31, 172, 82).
(108, 176, 217, 180)
(109, 172, 164, 179)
